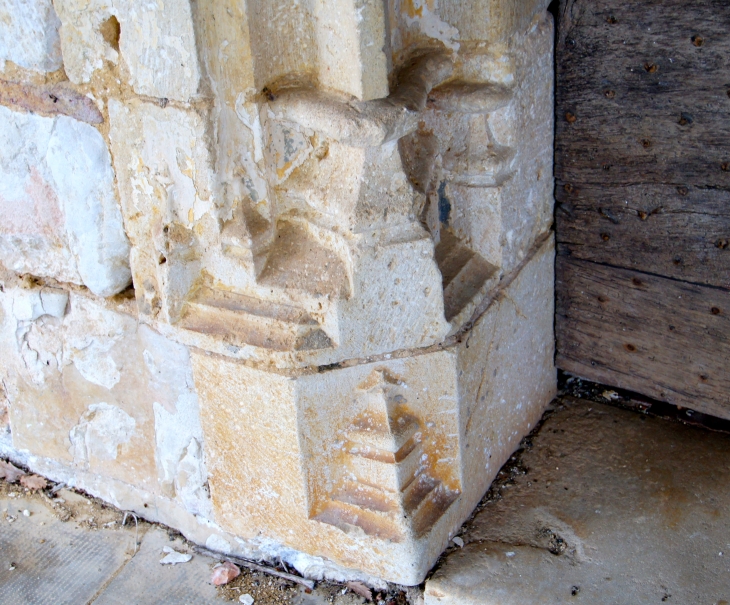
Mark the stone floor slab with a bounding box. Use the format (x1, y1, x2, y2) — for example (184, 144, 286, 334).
(92, 527, 222, 605)
(0, 493, 134, 605)
(424, 397, 730, 605)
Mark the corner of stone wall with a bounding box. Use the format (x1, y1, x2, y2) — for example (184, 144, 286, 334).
(0, 0, 556, 587)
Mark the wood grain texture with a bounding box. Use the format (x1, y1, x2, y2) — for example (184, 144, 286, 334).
(556, 181, 730, 288)
(555, 0, 730, 186)
(556, 257, 730, 420)
(555, 0, 730, 417)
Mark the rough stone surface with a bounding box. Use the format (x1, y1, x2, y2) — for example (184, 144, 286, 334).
(0, 283, 209, 518)
(0, 0, 62, 73)
(54, 0, 200, 100)
(108, 98, 213, 322)
(425, 398, 730, 604)
(0, 107, 131, 297)
(0, 490, 134, 604)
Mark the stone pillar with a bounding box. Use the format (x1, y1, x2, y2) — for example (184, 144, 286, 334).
(0, 0, 555, 586)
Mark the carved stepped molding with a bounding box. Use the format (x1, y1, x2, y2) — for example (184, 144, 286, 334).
(312, 370, 460, 542)
(179, 287, 332, 352)
(399, 57, 520, 323)
(435, 230, 498, 322)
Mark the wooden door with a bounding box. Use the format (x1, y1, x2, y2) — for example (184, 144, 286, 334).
(554, 0, 730, 419)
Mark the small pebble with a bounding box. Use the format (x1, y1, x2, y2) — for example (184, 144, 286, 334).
(239, 594, 254, 605)
(211, 561, 240, 586)
(452, 537, 464, 548)
(22, 510, 30, 517)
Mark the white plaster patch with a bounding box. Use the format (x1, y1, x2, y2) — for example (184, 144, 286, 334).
(69, 402, 136, 464)
(1, 287, 66, 387)
(264, 120, 313, 184)
(10, 288, 68, 322)
(0, 0, 62, 72)
(63, 297, 128, 389)
(142, 325, 210, 516)
(0, 107, 131, 297)
(175, 438, 209, 515)
(398, 0, 460, 51)
(154, 403, 210, 516)
(68, 344, 120, 390)
(235, 95, 265, 164)
(206, 533, 232, 554)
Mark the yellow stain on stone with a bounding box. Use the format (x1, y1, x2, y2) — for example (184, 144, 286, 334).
(404, 0, 424, 18)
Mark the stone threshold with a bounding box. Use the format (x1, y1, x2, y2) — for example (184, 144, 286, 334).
(424, 396, 730, 604)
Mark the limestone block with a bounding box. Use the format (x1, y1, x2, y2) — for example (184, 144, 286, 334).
(0, 0, 62, 73)
(108, 84, 452, 365)
(0, 0, 557, 588)
(398, 12, 554, 327)
(312, 0, 389, 101)
(243, 0, 388, 100)
(0, 285, 210, 518)
(108, 98, 214, 321)
(335, 231, 450, 356)
(492, 14, 554, 275)
(455, 236, 556, 510)
(0, 106, 131, 297)
(190, 236, 555, 585)
(389, 0, 549, 59)
(192, 349, 462, 585)
(55, 0, 200, 100)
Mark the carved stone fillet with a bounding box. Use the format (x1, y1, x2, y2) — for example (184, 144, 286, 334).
(268, 52, 453, 148)
(399, 11, 555, 327)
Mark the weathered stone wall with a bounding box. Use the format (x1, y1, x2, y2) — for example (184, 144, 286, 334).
(0, 0, 555, 585)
